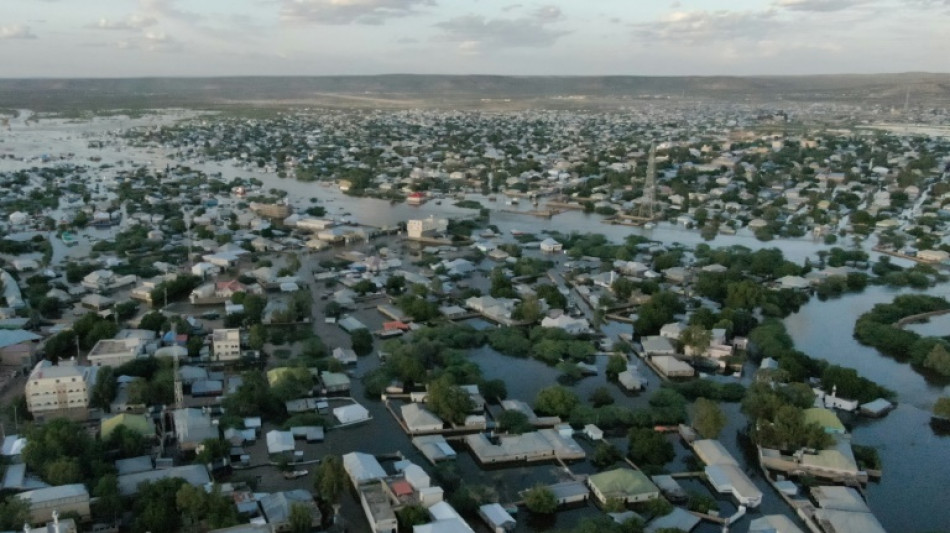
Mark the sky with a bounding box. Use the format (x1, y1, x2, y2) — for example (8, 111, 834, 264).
(0, 0, 947, 78)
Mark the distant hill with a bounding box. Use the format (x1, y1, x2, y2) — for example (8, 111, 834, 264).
(0, 74, 948, 110)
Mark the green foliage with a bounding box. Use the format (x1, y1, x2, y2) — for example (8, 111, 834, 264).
(0, 496, 30, 530)
(139, 311, 168, 332)
(523, 485, 558, 514)
(686, 491, 718, 514)
(590, 386, 616, 407)
(934, 397, 950, 419)
(591, 441, 623, 469)
(627, 427, 674, 466)
(665, 380, 745, 402)
(536, 283, 567, 309)
(314, 454, 347, 504)
(221, 371, 286, 421)
(606, 354, 627, 380)
(691, 398, 727, 439)
(350, 328, 374, 356)
(487, 327, 531, 356)
(535, 385, 579, 418)
(742, 383, 833, 450)
(397, 504, 430, 531)
(496, 410, 532, 434)
(427, 376, 475, 425)
(648, 389, 688, 425)
(24, 417, 108, 485)
(90, 365, 118, 409)
(150, 275, 202, 308)
(635, 292, 684, 336)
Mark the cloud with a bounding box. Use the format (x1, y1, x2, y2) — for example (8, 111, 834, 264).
(634, 9, 781, 44)
(434, 10, 567, 51)
(776, 0, 871, 11)
(140, 0, 204, 22)
(89, 14, 159, 31)
(0, 25, 37, 40)
(280, 0, 435, 25)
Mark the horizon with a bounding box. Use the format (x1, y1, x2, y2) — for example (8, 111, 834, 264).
(1, 0, 948, 78)
(1, 71, 949, 82)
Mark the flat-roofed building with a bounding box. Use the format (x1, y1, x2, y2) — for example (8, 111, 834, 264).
(25, 360, 97, 419)
(87, 337, 147, 368)
(212, 328, 242, 361)
(16, 484, 91, 524)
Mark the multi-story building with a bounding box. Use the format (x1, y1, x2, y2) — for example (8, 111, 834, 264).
(25, 360, 97, 419)
(407, 216, 448, 240)
(212, 328, 242, 361)
(87, 337, 147, 368)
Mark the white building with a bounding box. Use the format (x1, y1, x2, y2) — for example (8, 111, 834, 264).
(87, 337, 148, 368)
(25, 360, 97, 418)
(407, 217, 448, 240)
(212, 329, 242, 361)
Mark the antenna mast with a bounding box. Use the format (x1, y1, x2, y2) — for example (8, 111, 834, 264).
(638, 142, 656, 221)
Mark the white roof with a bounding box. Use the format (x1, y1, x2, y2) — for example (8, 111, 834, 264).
(265, 430, 295, 454)
(693, 439, 739, 466)
(479, 503, 515, 528)
(16, 483, 89, 504)
(333, 403, 370, 424)
(342, 452, 386, 484)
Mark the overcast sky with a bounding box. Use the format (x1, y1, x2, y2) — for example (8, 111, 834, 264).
(0, 0, 946, 78)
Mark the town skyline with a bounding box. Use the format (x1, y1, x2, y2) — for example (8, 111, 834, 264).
(1, 0, 948, 78)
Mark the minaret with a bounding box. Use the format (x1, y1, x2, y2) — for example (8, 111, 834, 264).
(173, 327, 183, 410)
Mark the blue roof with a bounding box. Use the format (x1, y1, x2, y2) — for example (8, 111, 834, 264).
(0, 329, 41, 349)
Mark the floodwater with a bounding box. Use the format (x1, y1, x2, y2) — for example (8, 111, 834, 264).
(785, 285, 950, 532)
(5, 110, 949, 531)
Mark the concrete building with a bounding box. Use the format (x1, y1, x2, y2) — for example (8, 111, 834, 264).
(16, 484, 91, 524)
(212, 328, 242, 361)
(407, 217, 448, 240)
(587, 468, 660, 504)
(87, 337, 147, 368)
(25, 360, 97, 419)
(358, 481, 398, 533)
(0, 329, 41, 368)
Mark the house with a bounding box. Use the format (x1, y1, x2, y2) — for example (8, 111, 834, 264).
(918, 249, 949, 263)
(540, 313, 591, 334)
(357, 481, 398, 533)
(0, 329, 41, 368)
(333, 346, 358, 365)
(692, 439, 762, 508)
(651, 355, 694, 378)
(172, 408, 217, 451)
(748, 515, 804, 533)
(415, 501, 475, 533)
(334, 403, 371, 425)
(803, 407, 846, 434)
(319, 371, 351, 394)
(539, 238, 563, 253)
(260, 490, 321, 532)
(641, 336, 676, 356)
(266, 430, 295, 455)
(479, 503, 516, 533)
(811, 485, 886, 533)
(645, 507, 701, 533)
(117, 465, 211, 496)
(343, 452, 387, 487)
(87, 337, 148, 368)
(212, 328, 242, 361)
(412, 435, 457, 464)
(16, 484, 91, 524)
(587, 468, 660, 504)
(407, 217, 448, 240)
(465, 429, 585, 464)
(401, 403, 444, 433)
(617, 366, 645, 391)
(25, 360, 97, 419)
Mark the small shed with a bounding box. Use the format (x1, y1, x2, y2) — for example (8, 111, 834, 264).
(583, 424, 604, 441)
(479, 503, 516, 533)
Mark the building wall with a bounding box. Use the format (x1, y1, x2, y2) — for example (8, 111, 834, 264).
(26, 374, 91, 415)
(0, 342, 34, 368)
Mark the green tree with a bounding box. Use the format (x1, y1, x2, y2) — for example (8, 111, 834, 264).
(933, 397, 950, 419)
(138, 311, 167, 332)
(396, 504, 430, 531)
(523, 485, 558, 514)
(691, 398, 727, 439)
(0, 497, 29, 530)
(427, 376, 475, 425)
(90, 365, 117, 410)
(93, 474, 122, 523)
(314, 454, 347, 505)
(606, 354, 627, 380)
(590, 386, 615, 407)
(534, 385, 579, 418)
(496, 410, 532, 434)
(627, 427, 674, 466)
(924, 343, 950, 375)
(512, 295, 542, 323)
(288, 503, 313, 533)
(248, 323, 266, 350)
(350, 328, 374, 356)
(591, 441, 623, 469)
